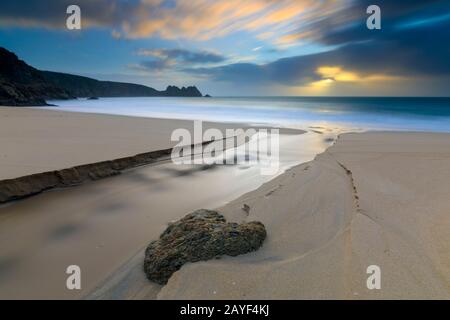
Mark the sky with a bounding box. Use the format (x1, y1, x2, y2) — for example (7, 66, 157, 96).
(0, 0, 449, 96)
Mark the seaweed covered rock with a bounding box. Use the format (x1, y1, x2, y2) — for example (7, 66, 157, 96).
(144, 209, 266, 284)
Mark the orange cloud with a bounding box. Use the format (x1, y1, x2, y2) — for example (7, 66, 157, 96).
(275, 30, 315, 45)
(0, 0, 348, 46)
(118, 0, 337, 42)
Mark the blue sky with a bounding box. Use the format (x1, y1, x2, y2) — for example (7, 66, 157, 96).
(1, 0, 449, 96)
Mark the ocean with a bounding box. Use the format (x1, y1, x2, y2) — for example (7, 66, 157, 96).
(46, 96, 450, 132)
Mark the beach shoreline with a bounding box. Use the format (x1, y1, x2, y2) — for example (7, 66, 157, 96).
(1, 107, 449, 299)
(0, 107, 313, 299)
(0, 107, 270, 180)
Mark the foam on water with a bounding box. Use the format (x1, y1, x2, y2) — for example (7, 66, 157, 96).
(45, 96, 450, 133)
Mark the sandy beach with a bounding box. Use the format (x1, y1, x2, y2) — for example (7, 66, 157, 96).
(2, 0, 450, 305)
(0, 107, 449, 300)
(158, 132, 450, 299)
(0, 107, 257, 180)
(0, 107, 318, 299)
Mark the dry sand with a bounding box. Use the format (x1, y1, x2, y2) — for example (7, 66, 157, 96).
(158, 132, 450, 299)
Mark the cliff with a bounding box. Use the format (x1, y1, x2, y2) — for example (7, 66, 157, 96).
(0, 47, 203, 106)
(42, 72, 203, 98)
(0, 48, 73, 106)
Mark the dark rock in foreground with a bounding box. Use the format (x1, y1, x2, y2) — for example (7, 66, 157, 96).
(0, 140, 215, 204)
(0, 147, 173, 204)
(144, 209, 266, 285)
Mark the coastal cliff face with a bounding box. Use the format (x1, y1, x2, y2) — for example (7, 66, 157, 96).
(0, 47, 203, 106)
(41, 72, 203, 98)
(0, 48, 73, 106)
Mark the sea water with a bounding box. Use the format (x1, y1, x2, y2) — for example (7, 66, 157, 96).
(46, 96, 450, 132)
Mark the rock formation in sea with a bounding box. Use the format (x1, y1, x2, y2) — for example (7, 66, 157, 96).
(0, 47, 203, 106)
(163, 85, 203, 97)
(144, 209, 266, 284)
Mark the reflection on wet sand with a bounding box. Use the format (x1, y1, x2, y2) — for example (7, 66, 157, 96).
(0, 131, 337, 299)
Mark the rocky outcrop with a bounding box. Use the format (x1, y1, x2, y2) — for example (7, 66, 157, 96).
(0, 146, 174, 203)
(42, 72, 203, 98)
(0, 139, 219, 204)
(0, 46, 203, 106)
(0, 47, 74, 106)
(144, 209, 267, 284)
(162, 85, 203, 97)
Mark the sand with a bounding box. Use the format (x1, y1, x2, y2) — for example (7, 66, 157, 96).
(0, 107, 317, 299)
(0, 107, 254, 180)
(158, 132, 450, 299)
(1, 107, 448, 299)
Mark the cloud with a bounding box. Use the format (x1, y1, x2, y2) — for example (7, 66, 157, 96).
(2, 1, 448, 49)
(137, 48, 226, 64)
(0, 0, 342, 42)
(133, 48, 226, 72)
(2, 0, 450, 95)
(181, 0, 450, 92)
(130, 59, 173, 72)
(293, 0, 450, 46)
(186, 63, 268, 83)
(0, 0, 135, 29)
(120, 0, 323, 40)
(184, 25, 450, 88)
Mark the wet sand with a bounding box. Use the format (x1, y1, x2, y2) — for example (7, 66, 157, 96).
(159, 132, 450, 299)
(3, 107, 448, 300)
(0, 132, 325, 299)
(0, 108, 326, 299)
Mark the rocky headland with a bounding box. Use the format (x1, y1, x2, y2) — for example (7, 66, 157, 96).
(0, 47, 203, 106)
